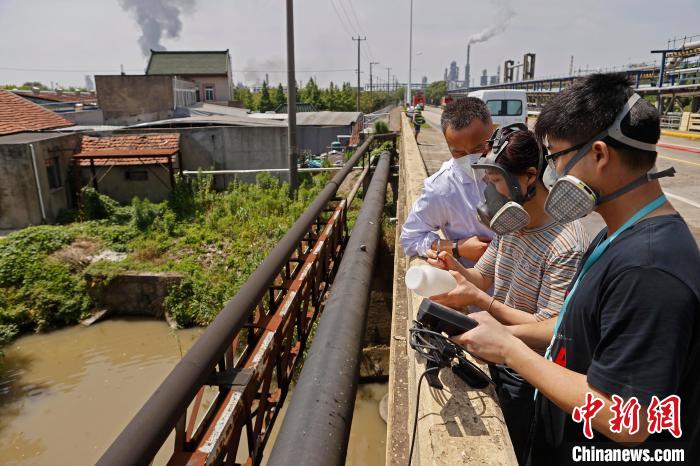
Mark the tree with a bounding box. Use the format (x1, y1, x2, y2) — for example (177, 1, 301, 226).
(322, 82, 339, 111)
(301, 78, 321, 109)
(273, 83, 286, 109)
(425, 80, 447, 105)
(233, 86, 255, 110)
(259, 81, 273, 112)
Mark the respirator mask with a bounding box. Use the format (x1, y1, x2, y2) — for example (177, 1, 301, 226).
(542, 93, 676, 224)
(471, 123, 540, 235)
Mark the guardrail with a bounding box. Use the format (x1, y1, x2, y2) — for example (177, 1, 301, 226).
(97, 133, 397, 466)
(267, 150, 392, 466)
(661, 112, 682, 129)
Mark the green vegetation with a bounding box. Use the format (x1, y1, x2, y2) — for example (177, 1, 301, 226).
(424, 80, 447, 105)
(0, 141, 394, 350)
(234, 78, 405, 114)
(0, 173, 328, 343)
(374, 120, 390, 134)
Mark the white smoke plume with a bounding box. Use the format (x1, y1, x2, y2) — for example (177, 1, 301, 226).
(84, 75, 95, 90)
(468, 0, 515, 45)
(118, 0, 196, 56)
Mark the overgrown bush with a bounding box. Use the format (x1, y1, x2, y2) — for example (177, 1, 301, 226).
(374, 120, 390, 134)
(79, 187, 119, 220)
(0, 226, 89, 334)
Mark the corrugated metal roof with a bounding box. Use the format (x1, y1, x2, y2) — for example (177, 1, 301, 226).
(129, 114, 287, 128)
(247, 111, 362, 127)
(296, 111, 362, 126)
(146, 50, 229, 75)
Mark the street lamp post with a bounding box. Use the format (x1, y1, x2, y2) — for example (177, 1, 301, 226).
(406, 0, 413, 106)
(369, 61, 379, 106)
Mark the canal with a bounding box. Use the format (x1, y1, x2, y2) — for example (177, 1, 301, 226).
(0, 319, 387, 465)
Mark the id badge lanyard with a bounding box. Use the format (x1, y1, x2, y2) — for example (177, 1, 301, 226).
(534, 194, 668, 400)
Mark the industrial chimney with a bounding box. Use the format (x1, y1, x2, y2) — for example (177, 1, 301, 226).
(465, 43, 471, 91)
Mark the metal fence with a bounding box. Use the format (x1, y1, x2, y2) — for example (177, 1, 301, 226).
(96, 134, 397, 466)
(660, 112, 682, 130)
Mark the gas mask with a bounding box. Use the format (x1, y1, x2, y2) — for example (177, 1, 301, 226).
(471, 124, 539, 235)
(543, 94, 675, 224)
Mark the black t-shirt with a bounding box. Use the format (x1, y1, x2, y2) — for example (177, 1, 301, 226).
(533, 214, 700, 465)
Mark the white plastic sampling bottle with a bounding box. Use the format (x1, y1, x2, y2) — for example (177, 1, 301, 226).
(404, 265, 457, 297)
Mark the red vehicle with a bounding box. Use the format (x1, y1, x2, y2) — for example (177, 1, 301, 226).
(412, 92, 426, 107)
(440, 96, 454, 108)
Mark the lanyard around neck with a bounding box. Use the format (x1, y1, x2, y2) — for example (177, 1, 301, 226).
(534, 194, 668, 400)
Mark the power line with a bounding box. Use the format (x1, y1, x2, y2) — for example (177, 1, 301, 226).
(347, 0, 376, 62)
(329, 0, 354, 37)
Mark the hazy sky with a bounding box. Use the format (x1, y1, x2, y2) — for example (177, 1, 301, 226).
(1, 0, 698, 89)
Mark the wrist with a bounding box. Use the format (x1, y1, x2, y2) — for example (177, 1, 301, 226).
(452, 240, 461, 258)
(475, 291, 492, 310)
(502, 335, 530, 369)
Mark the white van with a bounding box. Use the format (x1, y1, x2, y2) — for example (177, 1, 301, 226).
(467, 89, 528, 129)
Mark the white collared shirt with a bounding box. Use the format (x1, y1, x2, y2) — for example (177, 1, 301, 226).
(400, 158, 494, 266)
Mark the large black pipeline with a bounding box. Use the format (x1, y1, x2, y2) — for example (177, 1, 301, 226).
(267, 151, 391, 466)
(96, 135, 376, 466)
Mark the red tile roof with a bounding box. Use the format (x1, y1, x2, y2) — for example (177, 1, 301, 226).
(14, 90, 97, 103)
(0, 90, 75, 135)
(74, 133, 180, 166)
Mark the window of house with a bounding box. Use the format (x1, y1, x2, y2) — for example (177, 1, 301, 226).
(204, 86, 215, 101)
(125, 170, 148, 181)
(45, 156, 62, 189)
(195, 88, 201, 102)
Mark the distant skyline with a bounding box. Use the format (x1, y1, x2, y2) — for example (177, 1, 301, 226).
(0, 0, 698, 89)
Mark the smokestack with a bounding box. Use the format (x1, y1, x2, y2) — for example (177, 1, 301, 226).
(466, 43, 471, 91)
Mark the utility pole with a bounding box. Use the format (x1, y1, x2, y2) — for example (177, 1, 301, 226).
(286, 0, 298, 196)
(369, 61, 379, 104)
(386, 66, 391, 92)
(406, 0, 413, 105)
(353, 36, 366, 111)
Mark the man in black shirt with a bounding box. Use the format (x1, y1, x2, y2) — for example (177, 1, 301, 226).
(452, 73, 700, 465)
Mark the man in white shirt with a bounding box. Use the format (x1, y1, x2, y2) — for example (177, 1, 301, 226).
(400, 98, 495, 266)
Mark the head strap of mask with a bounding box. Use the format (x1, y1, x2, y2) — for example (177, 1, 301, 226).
(474, 123, 541, 203)
(556, 93, 675, 204)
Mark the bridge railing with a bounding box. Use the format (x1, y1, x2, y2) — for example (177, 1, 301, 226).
(97, 133, 397, 466)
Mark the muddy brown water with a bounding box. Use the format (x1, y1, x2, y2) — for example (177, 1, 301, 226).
(0, 319, 386, 465)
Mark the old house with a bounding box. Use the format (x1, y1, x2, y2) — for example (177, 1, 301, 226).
(74, 133, 181, 203)
(0, 90, 77, 229)
(145, 50, 234, 103)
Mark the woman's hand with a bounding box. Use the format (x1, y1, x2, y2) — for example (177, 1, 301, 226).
(426, 249, 461, 272)
(430, 270, 484, 311)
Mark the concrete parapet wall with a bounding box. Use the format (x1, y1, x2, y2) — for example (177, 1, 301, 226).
(386, 112, 517, 465)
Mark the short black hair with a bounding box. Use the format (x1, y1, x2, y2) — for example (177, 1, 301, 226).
(535, 73, 660, 171)
(441, 97, 491, 133)
(498, 130, 543, 179)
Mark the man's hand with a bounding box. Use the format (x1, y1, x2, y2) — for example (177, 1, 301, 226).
(458, 236, 491, 261)
(450, 311, 522, 365)
(430, 270, 485, 311)
(426, 249, 461, 271)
